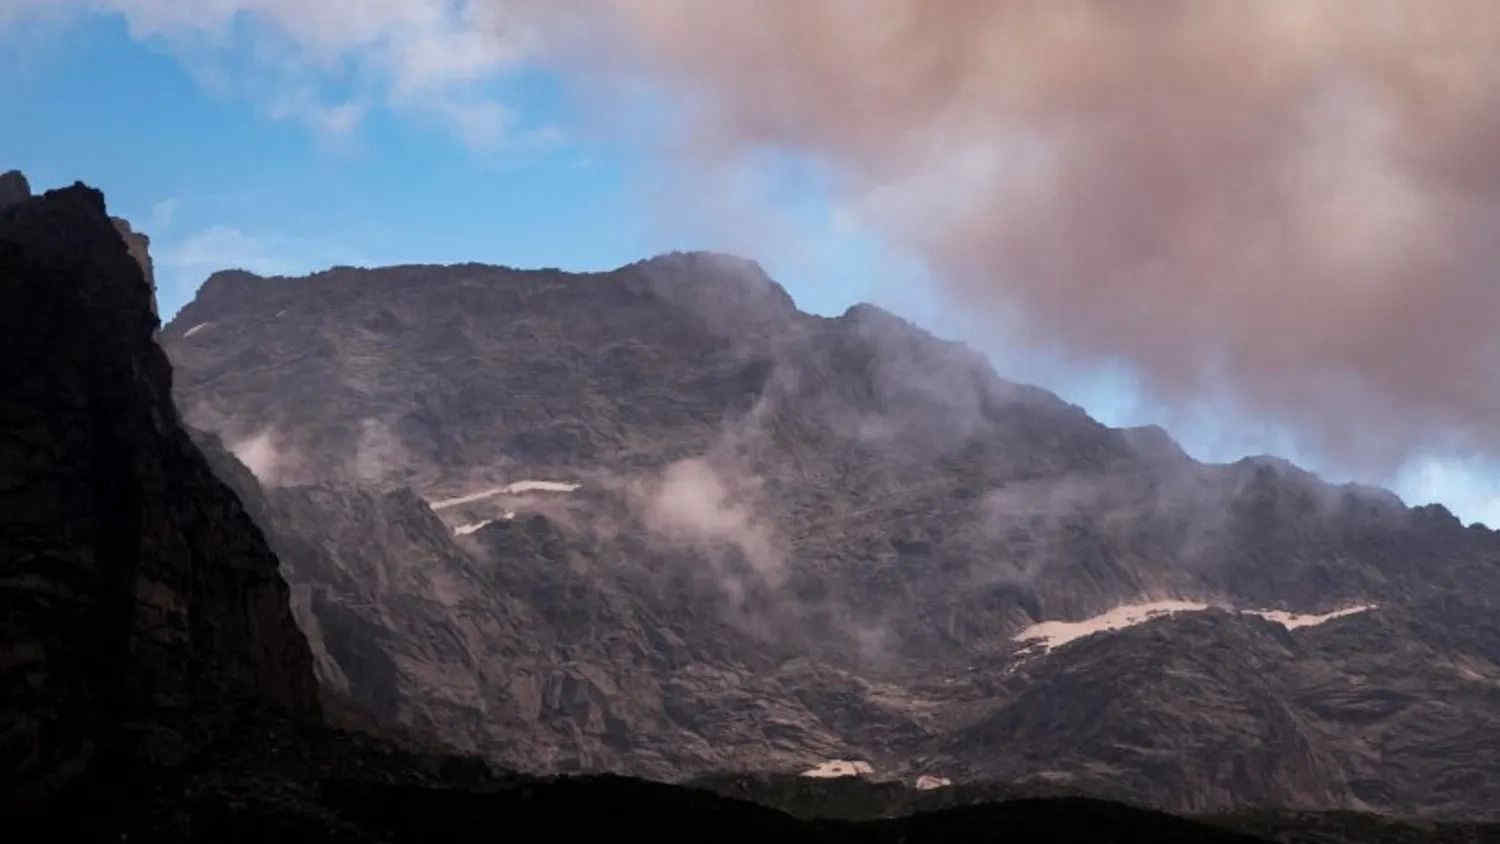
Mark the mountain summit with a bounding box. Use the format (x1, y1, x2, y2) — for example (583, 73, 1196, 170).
(161, 254, 1500, 817)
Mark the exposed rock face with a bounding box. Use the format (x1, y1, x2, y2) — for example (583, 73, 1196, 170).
(110, 215, 158, 318)
(0, 179, 318, 808)
(163, 252, 1500, 816)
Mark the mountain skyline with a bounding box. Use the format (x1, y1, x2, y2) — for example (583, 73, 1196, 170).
(3, 4, 1496, 526)
(142, 242, 1500, 818)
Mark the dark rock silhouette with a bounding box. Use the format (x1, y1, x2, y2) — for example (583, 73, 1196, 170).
(0, 179, 318, 810)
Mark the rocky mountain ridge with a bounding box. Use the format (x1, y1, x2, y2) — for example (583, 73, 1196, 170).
(0, 167, 1320, 844)
(160, 250, 1500, 817)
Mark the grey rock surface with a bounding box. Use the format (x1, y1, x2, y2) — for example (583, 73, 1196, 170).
(161, 254, 1500, 817)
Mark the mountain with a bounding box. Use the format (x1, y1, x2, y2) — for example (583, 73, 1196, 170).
(1, 171, 1304, 844)
(160, 252, 1500, 818)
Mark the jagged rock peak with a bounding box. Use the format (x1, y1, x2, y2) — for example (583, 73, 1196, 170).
(1119, 424, 1190, 462)
(110, 215, 158, 317)
(839, 301, 902, 323)
(1, 172, 158, 317)
(0, 168, 31, 209)
(622, 250, 798, 320)
(626, 249, 777, 285)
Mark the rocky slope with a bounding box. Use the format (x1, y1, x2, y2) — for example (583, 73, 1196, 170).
(161, 238, 1500, 814)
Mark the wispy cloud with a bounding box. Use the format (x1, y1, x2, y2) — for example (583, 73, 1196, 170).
(148, 197, 178, 232)
(155, 224, 368, 314)
(161, 225, 296, 277)
(5, 0, 544, 148)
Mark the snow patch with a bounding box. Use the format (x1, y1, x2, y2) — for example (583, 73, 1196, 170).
(453, 520, 493, 536)
(1016, 600, 1379, 651)
(915, 775, 952, 790)
(800, 760, 874, 779)
(506, 480, 581, 494)
(183, 322, 210, 338)
(1015, 600, 1209, 651)
(1244, 604, 1376, 629)
(428, 480, 580, 510)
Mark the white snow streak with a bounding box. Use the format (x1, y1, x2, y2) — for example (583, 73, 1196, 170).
(1242, 605, 1377, 629)
(1015, 601, 1378, 651)
(800, 760, 874, 779)
(428, 480, 580, 510)
(505, 480, 581, 494)
(1014, 601, 1210, 651)
(453, 520, 493, 536)
(183, 322, 210, 337)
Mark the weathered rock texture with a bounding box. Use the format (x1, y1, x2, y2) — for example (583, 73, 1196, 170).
(0, 180, 318, 808)
(162, 254, 1500, 818)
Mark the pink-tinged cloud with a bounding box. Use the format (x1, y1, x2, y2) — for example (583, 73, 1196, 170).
(567, 1, 1500, 476)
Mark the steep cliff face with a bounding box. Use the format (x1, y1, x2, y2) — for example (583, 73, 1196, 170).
(109, 215, 158, 318)
(0, 179, 318, 808)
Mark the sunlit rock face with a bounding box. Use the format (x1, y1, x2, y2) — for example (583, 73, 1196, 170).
(162, 250, 1500, 817)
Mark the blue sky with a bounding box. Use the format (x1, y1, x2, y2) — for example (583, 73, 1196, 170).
(3, 13, 643, 317)
(2, 5, 1495, 526)
(0, 11, 906, 323)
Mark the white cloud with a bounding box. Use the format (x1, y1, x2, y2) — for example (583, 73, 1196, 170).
(264, 86, 368, 145)
(148, 197, 178, 231)
(6, 0, 544, 147)
(160, 225, 297, 277)
(154, 224, 369, 316)
(427, 97, 511, 150)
